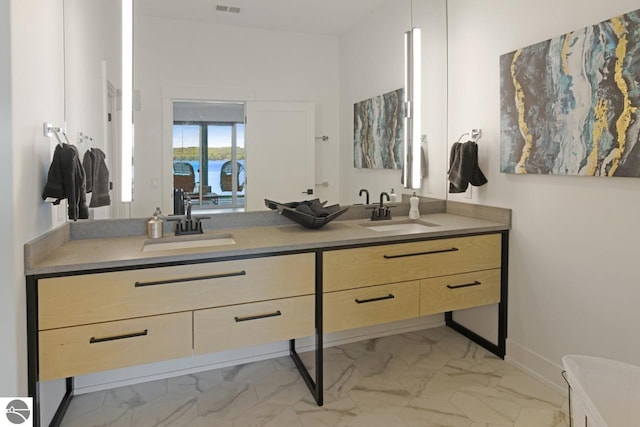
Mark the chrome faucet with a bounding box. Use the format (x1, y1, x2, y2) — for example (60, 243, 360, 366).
(370, 192, 392, 221)
(168, 196, 209, 235)
(359, 188, 370, 205)
(184, 197, 192, 221)
(379, 191, 390, 207)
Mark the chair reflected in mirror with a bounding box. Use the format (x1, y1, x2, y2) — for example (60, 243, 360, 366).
(173, 161, 195, 193)
(220, 160, 245, 192)
(173, 161, 219, 206)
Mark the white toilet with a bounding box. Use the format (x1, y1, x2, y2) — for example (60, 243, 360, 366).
(562, 355, 640, 427)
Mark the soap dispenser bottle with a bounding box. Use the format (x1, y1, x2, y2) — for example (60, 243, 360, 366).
(389, 188, 398, 202)
(147, 207, 163, 239)
(409, 192, 420, 219)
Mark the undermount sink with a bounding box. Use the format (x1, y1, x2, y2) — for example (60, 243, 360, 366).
(142, 233, 236, 252)
(362, 219, 439, 233)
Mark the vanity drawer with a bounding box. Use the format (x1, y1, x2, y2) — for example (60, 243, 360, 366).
(193, 295, 314, 355)
(419, 269, 501, 315)
(324, 281, 419, 333)
(323, 234, 501, 292)
(38, 253, 314, 330)
(39, 312, 192, 381)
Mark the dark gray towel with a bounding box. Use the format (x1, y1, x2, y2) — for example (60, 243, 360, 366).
(82, 148, 111, 207)
(42, 144, 89, 220)
(448, 141, 487, 193)
(295, 199, 329, 217)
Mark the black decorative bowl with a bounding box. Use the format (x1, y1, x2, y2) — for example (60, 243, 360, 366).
(265, 199, 349, 229)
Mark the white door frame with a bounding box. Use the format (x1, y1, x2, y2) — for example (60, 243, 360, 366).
(160, 87, 256, 213)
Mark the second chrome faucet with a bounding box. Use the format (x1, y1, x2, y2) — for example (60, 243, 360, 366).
(358, 188, 370, 205)
(169, 197, 209, 235)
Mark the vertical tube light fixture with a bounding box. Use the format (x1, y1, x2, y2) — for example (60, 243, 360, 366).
(403, 26, 422, 189)
(121, 0, 133, 202)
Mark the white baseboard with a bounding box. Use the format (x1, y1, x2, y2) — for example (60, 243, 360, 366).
(505, 338, 568, 395)
(71, 315, 444, 395)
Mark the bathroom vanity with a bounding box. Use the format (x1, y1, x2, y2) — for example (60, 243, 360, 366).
(25, 203, 510, 427)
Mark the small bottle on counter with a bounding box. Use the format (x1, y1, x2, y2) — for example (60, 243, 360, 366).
(389, 188, 397, 202)
(147, 207, 163, 239)
(409, 192, 420, 219)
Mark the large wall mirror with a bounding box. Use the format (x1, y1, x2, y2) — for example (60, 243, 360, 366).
(63, 0, 448, 220)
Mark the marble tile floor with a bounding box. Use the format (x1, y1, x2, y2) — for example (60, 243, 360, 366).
(60, 327, 569, 427)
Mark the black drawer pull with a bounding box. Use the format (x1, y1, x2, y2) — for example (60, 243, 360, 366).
(447, 281, 482, 289)
(235, 310, 282, 323)
(383, 247, 459, 259)
(135, 271, 246, 287)
(355, 293, 395, 304)
(90, 329, 148, 344)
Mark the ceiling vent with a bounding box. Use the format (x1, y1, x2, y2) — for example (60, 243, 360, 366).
(216, 4, 241, 14)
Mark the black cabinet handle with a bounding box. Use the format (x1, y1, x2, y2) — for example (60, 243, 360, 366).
(447, 281, 482, 289)
(383, 248, 459, 259)
(135, 271, 246, 287)
(355, 294, 395, 304)
(235, 310, 282, 323)
(90, 329, 148, 344)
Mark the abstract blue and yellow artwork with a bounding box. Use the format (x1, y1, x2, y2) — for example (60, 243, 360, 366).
(354, 88, 404, 169)
(500, 9, 640, 176)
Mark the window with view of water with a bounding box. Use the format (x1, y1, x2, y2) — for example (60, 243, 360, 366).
(173, 119, 245, 211)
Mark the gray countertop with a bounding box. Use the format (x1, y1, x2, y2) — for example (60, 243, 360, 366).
(25, 208, 509, 276)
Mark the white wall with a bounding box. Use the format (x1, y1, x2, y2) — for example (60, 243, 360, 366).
(0, 0, 15, 398)
(133, 16, 340, 217)
(339, 0, 448, 204)
(447, 0, 640, 389)
(3, 0, 67, 398)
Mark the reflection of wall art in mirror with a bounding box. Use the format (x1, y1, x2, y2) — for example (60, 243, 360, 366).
(354, 88, 404, 170)
(500, 8, 640, 177)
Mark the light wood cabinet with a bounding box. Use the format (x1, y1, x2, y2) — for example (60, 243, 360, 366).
(324, 281, 419, 333)
(194, 295, 314, 354)
(39, 312, 192, 381)
(419, 269, 501, 315)
(323, 234, 501, 292)
(36, 253, 315, 382)
(322, 234, 503, 333)
(39, 253, 314, 330)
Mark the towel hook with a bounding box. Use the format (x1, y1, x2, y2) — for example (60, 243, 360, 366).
(43, 123, 71, 146)
(455, 128, 482, 143)
(79, 132, 94, 145)
(58, 129, 71, 145)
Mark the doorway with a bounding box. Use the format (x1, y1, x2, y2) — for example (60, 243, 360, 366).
(172, 102, 246, 211)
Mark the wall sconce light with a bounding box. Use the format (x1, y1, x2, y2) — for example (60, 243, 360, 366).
(403, 26, 421, 190)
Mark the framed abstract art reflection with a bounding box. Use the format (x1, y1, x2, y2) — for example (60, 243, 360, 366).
(354, 88, 404, 169)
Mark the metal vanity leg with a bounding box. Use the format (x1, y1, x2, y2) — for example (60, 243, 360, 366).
(49, 378, 74, 427)
(27, 276, 75, 427)
(288, 250, 324, 406)
(289, 337, 323, 406)
(445, 231, 509, 359)
(26, 276, 41, 427)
